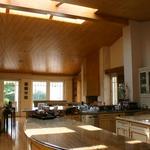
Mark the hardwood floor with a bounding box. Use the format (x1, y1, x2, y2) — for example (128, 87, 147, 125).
(0, 117, 28, 150)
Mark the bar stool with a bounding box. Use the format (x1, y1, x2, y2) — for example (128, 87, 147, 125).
(3, 107, 16, 132)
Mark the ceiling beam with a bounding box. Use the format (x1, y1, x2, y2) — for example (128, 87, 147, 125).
(56, 2, 63, 7)
(96, 11, 128, 25)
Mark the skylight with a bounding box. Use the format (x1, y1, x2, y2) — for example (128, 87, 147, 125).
(0, 7, 6, 13)
(52, 16, 85, 24)
(9, 9, 50, 19)
(0, 0, 98, 24)
(57, 3, 98, 16)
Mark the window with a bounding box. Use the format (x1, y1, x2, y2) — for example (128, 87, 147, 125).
(32, 82, 47, 100)
(50, 82, 63, 100)
(3, 81, 19, 111)
(112, 76, 118, 105)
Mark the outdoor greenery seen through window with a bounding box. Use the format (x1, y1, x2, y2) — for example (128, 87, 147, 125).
(3, 81, 19, 111)
(32, 82, 47, 100)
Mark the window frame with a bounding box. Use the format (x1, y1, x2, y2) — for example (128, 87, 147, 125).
(32, 80, 65, 101)
(32, 81, 47, 101)
(49, 81, 64, 101)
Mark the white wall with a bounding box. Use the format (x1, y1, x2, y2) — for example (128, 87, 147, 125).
(99, 38, 123, 105)
(110, 37, 123, 68)
(141, 22, 150, 67)
(123, 21, 150, 106)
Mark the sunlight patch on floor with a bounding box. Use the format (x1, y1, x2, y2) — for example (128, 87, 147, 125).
(70, 144, 108, 150)
(25, 127, 75, 137)
(78, 125, 102, 131)
(126, 140, 142, 144)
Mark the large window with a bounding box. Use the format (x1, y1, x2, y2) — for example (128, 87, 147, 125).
(50, 82, 63, 100)
(32, 82, 47, 100)
(3, 81, 19, 111)
(112, 76, 118, 105)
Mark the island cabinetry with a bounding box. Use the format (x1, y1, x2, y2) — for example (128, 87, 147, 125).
(130, 123, 150, 143)
(116, 120, 130, 137)
(81, 114, 99, 127)
(99, 113, 124, 132)
(116, 115, 150, 143)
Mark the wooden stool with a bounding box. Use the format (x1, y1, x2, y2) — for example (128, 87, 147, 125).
(3, 107, 16, 132)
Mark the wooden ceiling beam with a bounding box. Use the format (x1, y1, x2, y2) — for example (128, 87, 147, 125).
(56, 2, 63, 7)
(95, 11, 128, 25)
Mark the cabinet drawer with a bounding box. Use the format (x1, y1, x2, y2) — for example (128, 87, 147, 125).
(130, 123, 149, 134)
(116, 120, 129, 128)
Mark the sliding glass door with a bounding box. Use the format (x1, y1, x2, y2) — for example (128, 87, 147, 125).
(3, 81, 19, 113)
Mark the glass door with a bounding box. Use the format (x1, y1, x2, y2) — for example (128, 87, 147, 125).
(3, 81, 19, 114)
(140, 72, 147, 94)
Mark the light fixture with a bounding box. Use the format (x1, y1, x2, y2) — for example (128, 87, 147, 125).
(0, 7, 6, 13)
(9, 9, 50, 20)
(52, 16, 85, 24)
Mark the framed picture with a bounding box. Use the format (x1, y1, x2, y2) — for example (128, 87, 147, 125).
(24, 96, 28, 99)
(24, 87, 28, 90)
(24, 82, 28, 86)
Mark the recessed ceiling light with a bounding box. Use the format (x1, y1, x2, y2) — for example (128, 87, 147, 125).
(9, 9, 50, 20)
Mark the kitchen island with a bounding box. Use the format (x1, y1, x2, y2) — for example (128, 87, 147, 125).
(24, 117, 150, 150)
(116, 114, 150, 143)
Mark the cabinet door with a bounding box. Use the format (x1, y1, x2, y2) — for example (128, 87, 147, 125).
(82, 115, 99, 127)
(140, 72, 147, 94)
(116, 120, 129, 138)
(130, 123, 149, 143)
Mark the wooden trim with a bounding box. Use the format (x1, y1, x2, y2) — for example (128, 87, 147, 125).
(105, 66, 124, 75)
(95, 11, 128, 25)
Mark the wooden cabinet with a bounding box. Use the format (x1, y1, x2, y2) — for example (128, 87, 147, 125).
(130, 123, 150, 143)
(86, 51, 100, 96)
(116, 120, 130, 137)
(116, 118, 150, 143)
(99, 113, 124, 132)
(72, 75, 81, 103)
(139, 67, 150, 97)
(81, 115, 99, 127)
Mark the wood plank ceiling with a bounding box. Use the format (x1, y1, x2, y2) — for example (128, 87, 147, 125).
(0, 0, 150, 75)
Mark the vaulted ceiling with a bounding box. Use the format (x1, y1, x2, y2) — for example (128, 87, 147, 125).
(0, 0, 150, 75)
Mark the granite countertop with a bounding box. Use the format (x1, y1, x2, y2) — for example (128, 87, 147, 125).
(116, 114, 150, 126)
(24, 117, 150, 150)
(81, 109, 148, 115)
